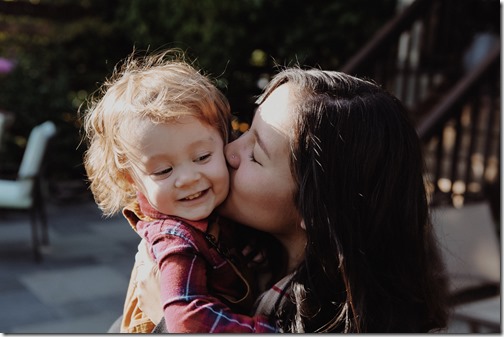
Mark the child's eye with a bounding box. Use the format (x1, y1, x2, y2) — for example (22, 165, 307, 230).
(195, 153, 211, 163)
(153, 167, 172, 176)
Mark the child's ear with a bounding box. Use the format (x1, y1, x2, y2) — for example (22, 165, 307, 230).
(123, 170, 135, 185)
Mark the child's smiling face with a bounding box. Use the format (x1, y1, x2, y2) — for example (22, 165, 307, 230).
(125, 115, 229, 221)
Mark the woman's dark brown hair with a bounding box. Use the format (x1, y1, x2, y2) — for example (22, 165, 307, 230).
(258, 69, 449, 332)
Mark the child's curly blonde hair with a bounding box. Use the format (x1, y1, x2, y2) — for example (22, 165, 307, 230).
(82, 49, 231, 216)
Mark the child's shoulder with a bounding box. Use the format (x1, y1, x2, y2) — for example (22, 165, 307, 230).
(151, 216, 210, 247)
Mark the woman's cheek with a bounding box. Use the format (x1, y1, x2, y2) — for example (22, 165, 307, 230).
(234, 171, 289, 231)
(219, 165, 261, 222)
(233, 167, 261, 208)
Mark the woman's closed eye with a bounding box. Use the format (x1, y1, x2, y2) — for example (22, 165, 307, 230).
(249, 151, 261, 165)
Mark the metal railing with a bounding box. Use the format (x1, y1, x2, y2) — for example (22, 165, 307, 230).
(340, 0, 501, 212)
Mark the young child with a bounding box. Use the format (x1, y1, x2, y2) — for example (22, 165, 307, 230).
(81, 50, 276, 333)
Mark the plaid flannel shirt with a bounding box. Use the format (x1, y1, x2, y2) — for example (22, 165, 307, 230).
(128, 193, 278, 333)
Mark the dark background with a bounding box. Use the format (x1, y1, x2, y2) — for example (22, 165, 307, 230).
(0, 0, 397, 194)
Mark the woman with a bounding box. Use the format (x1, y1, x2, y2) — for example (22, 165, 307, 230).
(135, 68, 449, 333)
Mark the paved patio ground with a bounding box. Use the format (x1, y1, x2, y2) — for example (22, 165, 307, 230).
(0, 193, 498, 333)
(0, 195, 139, 333)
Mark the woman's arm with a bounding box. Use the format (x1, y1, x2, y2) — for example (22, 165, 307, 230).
(135, 239, 163, 325)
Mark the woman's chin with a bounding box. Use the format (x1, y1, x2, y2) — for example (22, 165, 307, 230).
(215, 199, 230, 216)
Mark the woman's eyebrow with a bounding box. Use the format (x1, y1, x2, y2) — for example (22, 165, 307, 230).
(253, 129, 271, 159)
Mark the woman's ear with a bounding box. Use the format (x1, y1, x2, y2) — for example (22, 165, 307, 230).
(300, 220, 306, 230)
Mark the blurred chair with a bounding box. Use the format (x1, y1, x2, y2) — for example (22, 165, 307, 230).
(451, 295, 500, 333)
(432, 202, 501, 332)
(0, 121, 57, 262)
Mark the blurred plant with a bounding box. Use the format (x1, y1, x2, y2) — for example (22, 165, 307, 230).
(0, 2, 131, 180)
(115, 0, 396, 119)
(0, 0, 396, 186)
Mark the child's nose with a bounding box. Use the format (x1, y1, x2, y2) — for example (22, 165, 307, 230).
(174, 169, 201, 188)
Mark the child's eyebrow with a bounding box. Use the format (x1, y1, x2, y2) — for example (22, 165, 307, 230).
(144, 136, 219, 162)
(253, 129, 271, 159)
(190, 136, 219, 147)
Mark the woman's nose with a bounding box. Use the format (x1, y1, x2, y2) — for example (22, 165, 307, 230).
(174, 168, 201, 188)
(225, 143, 240, 169)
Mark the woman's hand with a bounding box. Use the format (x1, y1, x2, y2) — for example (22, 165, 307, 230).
(135, 239, 163, 325)
(242, 244, 267, 268)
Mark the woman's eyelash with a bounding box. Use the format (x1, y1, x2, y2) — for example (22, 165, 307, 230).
(249, 152, 259, 163)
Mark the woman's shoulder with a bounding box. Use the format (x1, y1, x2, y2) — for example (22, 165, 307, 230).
(254, 273, 294, 317)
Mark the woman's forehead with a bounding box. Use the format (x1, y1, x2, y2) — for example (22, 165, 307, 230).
(255, 84, 294, 139)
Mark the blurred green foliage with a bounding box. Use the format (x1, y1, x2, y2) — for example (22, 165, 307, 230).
(0, 0, 396, 183)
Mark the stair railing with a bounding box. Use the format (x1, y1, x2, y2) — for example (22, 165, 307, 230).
(341, 0, 441, 110)
(340, 0, 500, 213)
(418, 42, 500, 209)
